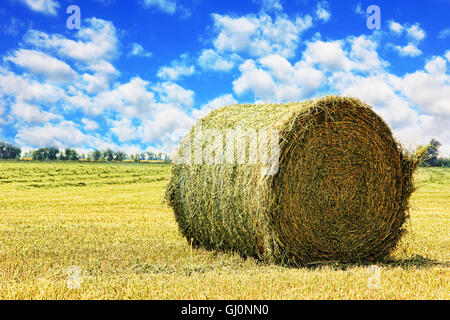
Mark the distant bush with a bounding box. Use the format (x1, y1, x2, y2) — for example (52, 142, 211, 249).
(32, 147, 59, 161)
(0, 141, 21, 160)
(22, 146, 170, 162)
(418, 139, 450, 167)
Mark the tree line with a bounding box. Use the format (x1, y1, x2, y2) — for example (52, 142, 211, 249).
(1, 139, 449, 166)
(418, 139, 450, 167)
(0, 142, 169, 162)
(0, 141, 21, 160)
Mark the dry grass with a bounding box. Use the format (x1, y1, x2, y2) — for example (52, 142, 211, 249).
(167, 96, 424, 265)
(0, 161, 448, 299)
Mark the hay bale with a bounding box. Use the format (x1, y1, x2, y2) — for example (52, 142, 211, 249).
(166, 96, 423, 266)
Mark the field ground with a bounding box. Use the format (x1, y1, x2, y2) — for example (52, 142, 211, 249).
(0, 161, 448, 299)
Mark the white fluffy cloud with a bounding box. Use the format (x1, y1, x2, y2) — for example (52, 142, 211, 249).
(256, 0, 283, 12)
(157, 54, 195, 80)
(233, 59, 277, 101)
(233, 56, 324, 102)
(388, 21, 426, 41)
(394, 44, 422, 57)
(0, 16, 201, 153)
(400, 57, 450, 116)
(226, 22, 449, 156)
(15, 121, 88, 148)
(93, 77, 156, 117)
(5, 49, 77, 83)
(11, 101, 62, 124)
(19, 0, 60, 16)
(1, 6, 449, 156)
(24, 18, 118, 64)
(212, 13, 313, 58)
(198, 49, 241, 72)
(315, 2, 331, 22)
(153, 82, 194, 108)
(407, 24, 426, 41)
(303, 40, 351, 71)
(387, 21, 426, 58)
(231, 35, 385, 103)
(139, 106, 194, 152)
(128, 43, 152, 58)
(110, 118, 138, 142)
(389, 21, 403, 34)
(157, 60, 195, 80)
(81, 118, 98, 131)
(324, 48, 449, 156)
(0, 68, 65, 105)
(141, 0, 177, 14)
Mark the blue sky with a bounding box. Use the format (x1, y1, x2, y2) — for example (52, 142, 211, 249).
(0, 0, 449, 156)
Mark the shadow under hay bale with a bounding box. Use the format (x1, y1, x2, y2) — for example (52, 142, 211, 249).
(166, 96, 425, 266)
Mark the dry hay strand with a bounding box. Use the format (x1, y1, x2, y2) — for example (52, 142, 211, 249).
(165, 96, 425, 266)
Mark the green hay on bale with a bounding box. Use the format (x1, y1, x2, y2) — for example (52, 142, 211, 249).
(166, 96, 425, 266)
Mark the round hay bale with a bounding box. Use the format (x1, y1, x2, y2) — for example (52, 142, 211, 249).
(166, 96, 423, 266)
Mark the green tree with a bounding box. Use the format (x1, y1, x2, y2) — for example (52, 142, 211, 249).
(93, 150, 102, 161)
(104, 149, 114, 161)
(47, 147, 59, 160)
(68, 149, 79, 161)
(32, 149, 43, 160)
(114, 151, 125, 161)
(0, 141, 21, 159)
(422, 139, 442, 166)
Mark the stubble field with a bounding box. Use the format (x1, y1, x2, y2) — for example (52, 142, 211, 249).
(0, 161, 448, 299)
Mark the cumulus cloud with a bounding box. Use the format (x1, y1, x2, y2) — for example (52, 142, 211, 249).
(141, 0, 177, 15)
(303, 40, 351, 71)
(315, 2, 331, 22)
(157, 64, 194, 80)
(394, 43, 422, 57)
(224, 18, 449, 156)
(110, 117, 138, 142)
(4, 49, 77, 83)
(198, 49, 241, 72)
(19, 0, 60, 16)
(81, 118, 98, 131)
(232, 55, 325, 102)
(400, 57, 450, 116)
(24, 18, 118, 64)
(0, 7, 449, 156)
(0, 68, 65, 104)
(15, 121, 88, 148)
(211, 13, 313, 58)
(157, 55, 195, 80)
(233, 59, 277, 101)
(153, 82, 194, 108)
(0, 16, 202, 153)
(128, 43, 152, 58)
(11, 101, 62, 124)
(387, 21, 426, 58)
(139, 105, 194, 152)
(406, 23, 426, 41)
(255, 0, 283, 12)
(94, 77, 156, 117)
(388, 21, 403, 34)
